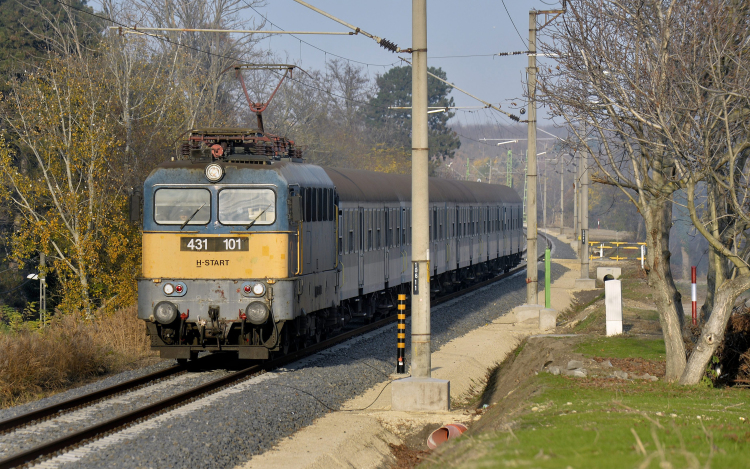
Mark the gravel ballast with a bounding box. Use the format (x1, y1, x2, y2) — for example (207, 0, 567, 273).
(4, 234, 573, 469)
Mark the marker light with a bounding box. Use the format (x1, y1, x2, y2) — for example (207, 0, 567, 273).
(205, 163, 224, 182)
(243, 285, 252, 294)
(163, 283, 175, 295)
(252, 283, 266, 296)
(175, 284, 183, 293)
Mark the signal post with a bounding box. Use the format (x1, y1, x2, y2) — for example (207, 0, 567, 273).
(391, 0, 450, 412)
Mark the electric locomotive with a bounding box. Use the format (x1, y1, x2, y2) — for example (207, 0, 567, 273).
(134, 128, 523, 361)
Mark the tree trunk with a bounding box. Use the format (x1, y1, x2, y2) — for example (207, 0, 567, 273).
(644, 199, 687, 381)
(680, 274, 750, 384)
(701, 248, 718, 322)
(681, 244, 690, 281)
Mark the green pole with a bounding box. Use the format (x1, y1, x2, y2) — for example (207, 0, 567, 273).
(545, 247, 551, 308)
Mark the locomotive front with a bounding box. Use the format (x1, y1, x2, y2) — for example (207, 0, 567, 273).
(136, 129, 304, 361)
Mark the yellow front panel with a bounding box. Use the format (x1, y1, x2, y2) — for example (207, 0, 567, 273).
(142, 233, 289, 279)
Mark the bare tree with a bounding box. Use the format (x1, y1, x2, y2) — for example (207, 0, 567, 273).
(101, 1, 189, 187)
(539, 0, 689, 381)
(130, 0, 266, 128)
(671, 1, 750, 384)
(539, 0, 750, 384)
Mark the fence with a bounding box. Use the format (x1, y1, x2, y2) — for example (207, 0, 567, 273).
(587, 241, 646, 266)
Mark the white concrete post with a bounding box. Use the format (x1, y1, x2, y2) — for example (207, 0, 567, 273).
(605, 279, 623, 336)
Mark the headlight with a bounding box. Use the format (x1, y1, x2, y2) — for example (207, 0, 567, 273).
(245, 302, 270, 325)
(163, 283, 174, 295)
(154, 301, 178, 324)
(251, 283, 266, 296)
(205, 163, 224, 182)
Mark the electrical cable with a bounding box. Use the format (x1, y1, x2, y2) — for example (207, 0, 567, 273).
(500, 0, 528, 48)
(264, 380, 392, 412)
(242, 1, 399, 68)
(265, 359, 393, 412)
(0, 278, 34, 295)
(55, 0, 510, 151)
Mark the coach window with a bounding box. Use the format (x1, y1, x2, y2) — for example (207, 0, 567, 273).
(401, 209, 407, 245)
(376, 210, 382, 249)
(367, 210, 373, 251)
(310, 188, 316, 222)
(338, 211, 343, 254)
(330, 189, 334, 221)
(348, 211, 354, 253)
(323, 190, 328, 222)
(388, 209, 394, 247)
(322, 189, 328, 222)
(452, 209, 456, 238)
(327, 189, 332, 221)
(391, 209, 396, 247)
(303, 188, 310, 222)
(320, 188, 325, 221)
(398, 209, 402, 246)
(408, 208, 412, 245)
(154, 188, 211, 226)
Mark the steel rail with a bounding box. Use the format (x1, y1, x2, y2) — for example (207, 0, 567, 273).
(0, 234, 551, 468)
(0, 365, 184, 434)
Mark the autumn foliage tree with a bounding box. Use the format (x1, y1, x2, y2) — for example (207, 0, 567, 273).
(0, 2, 139, 316)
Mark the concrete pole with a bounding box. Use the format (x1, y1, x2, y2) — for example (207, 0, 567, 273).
(543, 168, 547, 230)
(525, 10, 538, 305)
(581, 150, 590, 278)
(573, 153, 578, 247)
(410, 0, 431, 379)
(559, 157, 564, 234)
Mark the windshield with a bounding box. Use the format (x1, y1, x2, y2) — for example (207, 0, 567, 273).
(154, 188, 211, 225)
(219, 189, 276, 225)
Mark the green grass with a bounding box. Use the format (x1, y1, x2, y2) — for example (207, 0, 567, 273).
(575, 336, 666, 361)
(630, 308, 660, 321)
(573, 309, 604, 332)
(427, 374, 750, 469)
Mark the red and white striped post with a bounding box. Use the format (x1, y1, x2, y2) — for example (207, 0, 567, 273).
(691, 266, 697, 326)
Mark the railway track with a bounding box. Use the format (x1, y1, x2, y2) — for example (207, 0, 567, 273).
(0, 234, 550, 469)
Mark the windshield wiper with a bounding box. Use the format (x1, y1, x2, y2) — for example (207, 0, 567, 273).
(245, 204, 272, 230)
(180, 203, 206, 230)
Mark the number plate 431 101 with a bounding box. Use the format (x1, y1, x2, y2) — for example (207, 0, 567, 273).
(180, 237, 248, 252)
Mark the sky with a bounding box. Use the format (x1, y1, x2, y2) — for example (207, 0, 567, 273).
(251, 0, 564, 131)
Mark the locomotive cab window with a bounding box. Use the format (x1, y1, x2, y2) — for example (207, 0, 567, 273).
(218, 188, 276, 225)
(154, 188, 211, 225)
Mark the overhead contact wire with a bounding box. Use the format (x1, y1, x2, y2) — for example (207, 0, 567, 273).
(54, 0, 507, 149)
(242, 0, 399, 68)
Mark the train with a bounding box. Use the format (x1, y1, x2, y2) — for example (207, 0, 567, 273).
(134, 128, 523, 361)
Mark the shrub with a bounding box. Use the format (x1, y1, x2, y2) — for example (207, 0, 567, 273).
(0, 305, 154, 407)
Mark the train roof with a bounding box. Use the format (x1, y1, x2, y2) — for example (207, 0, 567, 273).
(146, 161, 521, 206)
(324, 167, 521, 205)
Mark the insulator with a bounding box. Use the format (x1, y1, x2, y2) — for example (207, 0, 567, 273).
(379, 38, 398, 53)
